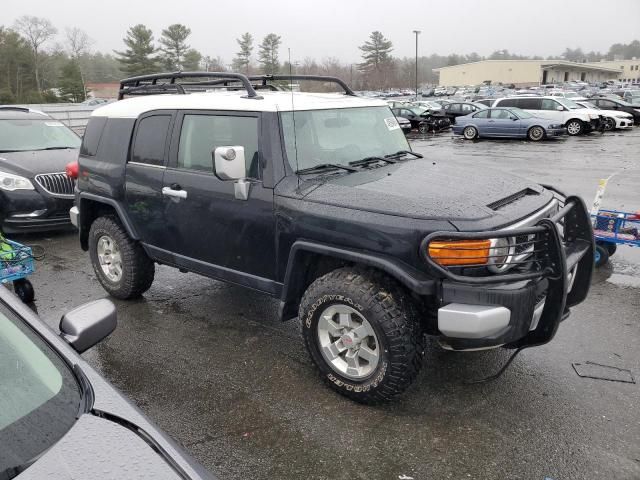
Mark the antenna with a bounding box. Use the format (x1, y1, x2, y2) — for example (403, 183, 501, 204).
(288, 48, 300, 184)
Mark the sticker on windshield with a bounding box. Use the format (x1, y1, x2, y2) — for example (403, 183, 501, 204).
(45, 121, 65, 127)
(384, 117, 401, 131)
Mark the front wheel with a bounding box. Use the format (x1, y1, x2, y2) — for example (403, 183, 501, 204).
(300, 267, 425, 404)
(603, 117, 615, 131)
(89, 216, 155, 299)
(418, 122, 429, 134)
(463, 126, 478, 140)
(527, 126, 545, 141)
(566, 119, 584, 136)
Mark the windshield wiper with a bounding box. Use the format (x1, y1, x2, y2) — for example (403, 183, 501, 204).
(385, 150, 423, 160)
(296, 163, 357, 175)
(348, 156, 397, 167)
(38, 146, 76, 150)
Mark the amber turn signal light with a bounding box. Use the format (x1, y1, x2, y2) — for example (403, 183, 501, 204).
(428, 239, 492, 266)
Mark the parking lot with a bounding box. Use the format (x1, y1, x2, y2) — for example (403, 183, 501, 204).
(14, 129, 640, 480)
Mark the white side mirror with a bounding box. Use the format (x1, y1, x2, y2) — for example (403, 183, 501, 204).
(213, 146, 246, 181)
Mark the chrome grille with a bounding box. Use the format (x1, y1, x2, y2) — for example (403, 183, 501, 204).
(35, 172, 75, 197)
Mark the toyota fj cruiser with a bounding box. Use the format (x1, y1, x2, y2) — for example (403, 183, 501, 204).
(71, 72, 594, 404)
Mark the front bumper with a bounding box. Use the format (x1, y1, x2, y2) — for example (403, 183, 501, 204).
(545, 127, 566, 137)
(0, 189, 75, 233)
(422, 195, 594, 350)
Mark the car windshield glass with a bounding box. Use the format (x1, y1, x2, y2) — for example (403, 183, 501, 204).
(510, 108, 533, 119)
(409, 107, 427, 115)
(280, 106, 410, 172)
(0, 302, 81, 476)
(558, 99, 581, 110)
(617, 99, 632, 106)
(0, 119, 81, 152)
(580, 102, 598, 109)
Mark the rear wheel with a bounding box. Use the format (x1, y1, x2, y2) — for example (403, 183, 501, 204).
(566, 119, 584, 136)
(418, 122, 429, 134)
(89, 216, 155, 299)
(527, 126, 545, 141)
(463, 126, 478, 140)
(300, 267, 425, 404)
(603, 117, 615, 131)
(594, 244, 610, 268)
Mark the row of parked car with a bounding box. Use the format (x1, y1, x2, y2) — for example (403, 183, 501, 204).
(388, 93, 640, 141)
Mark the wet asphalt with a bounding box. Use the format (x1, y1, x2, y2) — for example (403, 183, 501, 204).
(10, 128, 640, 480)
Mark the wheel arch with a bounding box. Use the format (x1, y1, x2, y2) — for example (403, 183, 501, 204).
(278, 241, 435, 321)
(78, 193, 139, 251)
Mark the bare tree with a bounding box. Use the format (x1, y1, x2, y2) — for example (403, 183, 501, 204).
(66, 27, 93, 98)
(13, 15, 57, 92)
(66, 27, 93, 59)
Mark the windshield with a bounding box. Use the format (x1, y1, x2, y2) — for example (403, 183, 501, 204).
(0, 302, 81, 476)
(580, 101, 598, 109)
(280, 106, 410, 172)
(0, 119, 81, 152)
(557, 99, 582, 110)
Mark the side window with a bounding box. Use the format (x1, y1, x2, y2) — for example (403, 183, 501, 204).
(461, 104, 473, 113)
(492, 109, 510, 119)
(80, 117, 107, 157)
(541, 99, 559, 111)
(497, 98, 517, 108)
(178, 115, 259, 178)
(600, 100, 615, 108)
(473, 110, 489, 119)
(519, 98, 541, 109)
(449, 104, 462, 113)
(131, 115, 171, 166)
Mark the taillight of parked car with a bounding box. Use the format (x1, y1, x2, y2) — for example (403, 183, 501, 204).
(65, 161, 78, 179)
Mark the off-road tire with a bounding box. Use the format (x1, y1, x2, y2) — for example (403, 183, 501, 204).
(566, 119, 584, 136)
(89, 216, 155, 299)
(527, 126, 545, 141)
(300, 267, 425, 404)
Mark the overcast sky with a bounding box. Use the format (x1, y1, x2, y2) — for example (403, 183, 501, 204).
(6, 0, 640, 64)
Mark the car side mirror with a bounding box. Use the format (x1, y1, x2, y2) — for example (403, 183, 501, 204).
(213, 146, 246, 181)
(59, 299, 117, 353)
(556, 106, 564, 111)
(511, 117, 518, 121)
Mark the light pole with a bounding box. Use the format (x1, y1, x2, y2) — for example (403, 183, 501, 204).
(413, 30, 421, 99)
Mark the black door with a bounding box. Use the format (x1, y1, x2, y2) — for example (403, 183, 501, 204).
(124, 111, 175, 248)
(159, 111, 277, 291)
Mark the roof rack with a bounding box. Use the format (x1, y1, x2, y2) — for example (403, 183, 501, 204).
(118, 72, 262, 100)
(247, 75, 356, 96)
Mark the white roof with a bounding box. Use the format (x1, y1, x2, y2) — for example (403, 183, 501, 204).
(91, 91, 387, 118)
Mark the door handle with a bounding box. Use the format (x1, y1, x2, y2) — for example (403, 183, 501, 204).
(162, 186, 188, 199)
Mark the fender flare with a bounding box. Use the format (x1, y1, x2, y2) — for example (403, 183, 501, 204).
(278, 240, 436, 321)
(78, 193, 140, 249)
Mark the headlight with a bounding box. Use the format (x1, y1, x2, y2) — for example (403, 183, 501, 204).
(0, 172, 35, 191)
(488, 237, 515, 273)
(588, 114, 599, 119)
(549, 124, 563, 129)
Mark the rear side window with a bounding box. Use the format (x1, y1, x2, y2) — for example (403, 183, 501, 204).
(80, 117, 107, 156)
(473, 110, 489, 118)
(518, 98, 541, 109)
(497, 98, 518, 108)
(131, 115, 171, 166)
(541, 99, 559, 111)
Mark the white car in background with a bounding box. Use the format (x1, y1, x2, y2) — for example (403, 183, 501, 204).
(493, 96, 603, 135)
(575, 100, 634, 131)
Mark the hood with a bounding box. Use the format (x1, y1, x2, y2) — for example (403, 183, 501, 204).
(0, 149, 79, 178)
(18, 414, 184, 480)
(296, 159, 554, 229)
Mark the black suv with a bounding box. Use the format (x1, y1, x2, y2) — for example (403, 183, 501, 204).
(71, 72, 594, 404)
(0, 107, 80, 232)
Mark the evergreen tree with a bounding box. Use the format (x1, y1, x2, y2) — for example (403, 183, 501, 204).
(58, 59, 86, 102)
(182, 48, 202, 71)
(232, 32, 253, 73)
(159, 24, 191, 70)
(258, 33, 281, 75)
(358, 31, 393, 89)
(114, 24, 158, 76)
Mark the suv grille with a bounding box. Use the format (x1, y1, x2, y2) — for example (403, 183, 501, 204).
(35, 173, 75, 197)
